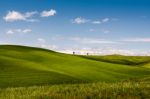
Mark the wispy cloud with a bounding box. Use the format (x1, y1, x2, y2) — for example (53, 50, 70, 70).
(92, 21, 102, 24)
(72, 17, 89, 24)
(40, 9, 56, 17)
(70, 37, 118, 44)
(51, 35, 118, 44)
(6, 29, 32, 34)
(3, 9, 57, 22)
(3, 11, 38, 22)
(72, 17, 111, 25)
(89, 28, 111, 34)
(102, 18, 110, 23)
(92, 18, 110, 24)
(122, 38, 150, 42)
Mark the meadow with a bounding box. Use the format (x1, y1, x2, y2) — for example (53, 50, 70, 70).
(0, 80, 150, 99)
(0, 45, 150, 98)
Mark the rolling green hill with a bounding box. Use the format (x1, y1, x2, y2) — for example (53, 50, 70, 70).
(80, 55, 150, 66)
(0, 45, 150, 88)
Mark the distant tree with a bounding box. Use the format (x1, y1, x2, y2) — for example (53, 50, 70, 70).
(73, 52, 75, 55)
(87, 53, 89, 56)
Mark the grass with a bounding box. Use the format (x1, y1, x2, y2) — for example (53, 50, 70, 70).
(0, 80, 150, 99)
(81, 55, 150, 66)
(0, 45, 150, 98)
(0, 45, 150, 88)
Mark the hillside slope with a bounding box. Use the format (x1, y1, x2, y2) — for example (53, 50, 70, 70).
(0, 45, 150, 88)
(80, 55, 150, 66)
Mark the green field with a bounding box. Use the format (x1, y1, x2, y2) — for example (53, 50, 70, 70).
(1, 80, 150, 99)
(0, 45, 150, 98)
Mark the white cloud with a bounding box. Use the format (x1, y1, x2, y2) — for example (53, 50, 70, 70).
(72, 17, 112, 25)
(41, 9, 56, 17)
(122, 38, 150, 42)
(92, 18, 110, 24)
(3, 9, 56, 22)
(70, 37, 118, 44)
(22, 29, 32, 33)
(4, 11, 26, 22)
(6, 30, 14, 34)
(102, 18, 110, 23)
(25, 11, 38, 18)
(92, 21, 101, 24)
(3, 11, 38, 22)
(6, 29, 32, 34)
(89, 29, 111, 34)
(72, 17, 89, 24)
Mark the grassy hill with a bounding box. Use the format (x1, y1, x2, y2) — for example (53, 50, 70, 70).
(80, 55, 150, 66)
(0, 45, 150, 88)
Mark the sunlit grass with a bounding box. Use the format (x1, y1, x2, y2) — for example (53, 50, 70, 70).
(0, 45, 150, 88)
(0, 81, 150, 99)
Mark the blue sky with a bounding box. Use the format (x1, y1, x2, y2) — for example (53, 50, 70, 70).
(0, 0, 150, 55)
